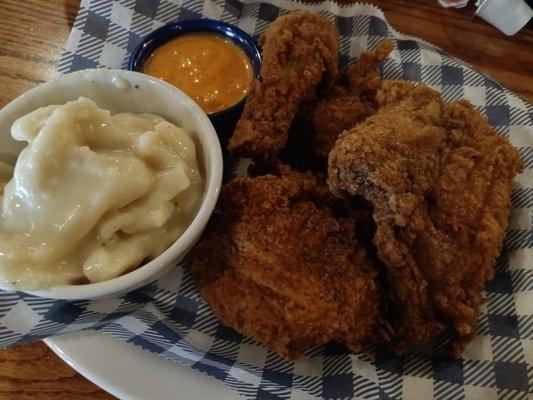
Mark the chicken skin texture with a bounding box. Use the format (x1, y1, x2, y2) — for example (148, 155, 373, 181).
(228, 11, 340, 159)
(328, 85, 523, 356)
(312, 39, 393, 157)
(187, 169, 381, 359)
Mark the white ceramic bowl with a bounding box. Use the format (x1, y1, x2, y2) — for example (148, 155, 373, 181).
(0, 69, 223, 300)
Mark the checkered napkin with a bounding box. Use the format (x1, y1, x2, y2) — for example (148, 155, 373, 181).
(1, 0, 532, 398)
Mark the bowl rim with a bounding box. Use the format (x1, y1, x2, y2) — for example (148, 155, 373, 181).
(0, 68, 223, 300)
(127, 18, 261, 120)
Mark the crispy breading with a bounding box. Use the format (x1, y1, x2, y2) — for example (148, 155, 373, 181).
(328, 84, 523, 356)
(313, 86, 375, 158)
(187, 169, 381, 359)
(228, 11, 340, 159)
(312, 39, 393, 157)
(375, 79, 417, 107)
(344, 38, 393, 93)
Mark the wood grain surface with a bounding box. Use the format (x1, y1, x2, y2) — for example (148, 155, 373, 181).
(0, 0, 531, 399)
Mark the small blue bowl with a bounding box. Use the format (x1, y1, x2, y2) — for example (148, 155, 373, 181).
(128, 19, 261, 142)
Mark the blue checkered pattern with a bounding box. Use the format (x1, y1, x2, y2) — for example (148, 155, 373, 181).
(1, 0, 532, 398)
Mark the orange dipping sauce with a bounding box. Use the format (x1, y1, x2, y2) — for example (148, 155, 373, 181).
(143, 33, 254, 114)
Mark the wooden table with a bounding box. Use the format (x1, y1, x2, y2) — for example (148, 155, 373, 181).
(0, 1, 531, 399)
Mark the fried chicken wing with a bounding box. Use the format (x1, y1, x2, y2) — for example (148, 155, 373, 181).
(228, 11, 340, 159)
(312, 39, 393, 157)
(187, 168, 381, 359)
(328, 85, 523, 356)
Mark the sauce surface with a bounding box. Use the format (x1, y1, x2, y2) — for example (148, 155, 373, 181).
(143, 33, 253, 114)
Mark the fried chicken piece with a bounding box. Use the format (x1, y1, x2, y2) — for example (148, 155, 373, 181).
(313, 39, 393, 157)
(375, 79, 417, 107)
(328, 85, 523, 356)
(313, 86, 375, 158)
(187, 168, 381, 359)
(228, 11, 340, 159)
(344, 38, 394, 93)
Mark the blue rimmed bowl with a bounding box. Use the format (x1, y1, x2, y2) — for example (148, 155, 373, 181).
(128, 18, 261, 141)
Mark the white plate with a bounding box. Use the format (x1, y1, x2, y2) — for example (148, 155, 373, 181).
(45, 331, 240, 400)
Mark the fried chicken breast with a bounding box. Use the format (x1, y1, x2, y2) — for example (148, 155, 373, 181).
(187, 168, 381, 359)
(328, 84, 523, 356)
(228, 11, 340, 159)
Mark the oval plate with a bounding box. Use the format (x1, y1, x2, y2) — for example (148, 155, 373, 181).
(45, 331, 240, 400)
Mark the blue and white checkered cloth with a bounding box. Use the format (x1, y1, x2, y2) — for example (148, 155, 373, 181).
(1, 1, 532, 398)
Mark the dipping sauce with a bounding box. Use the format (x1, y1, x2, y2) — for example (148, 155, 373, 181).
(143, 33, 253, 114)
(0, 97, 204, 288)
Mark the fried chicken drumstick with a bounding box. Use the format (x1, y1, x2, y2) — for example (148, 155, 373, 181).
(328, 84, 523, 356)
(187, 168, 381, 359)
(228, 11, 340, 159)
